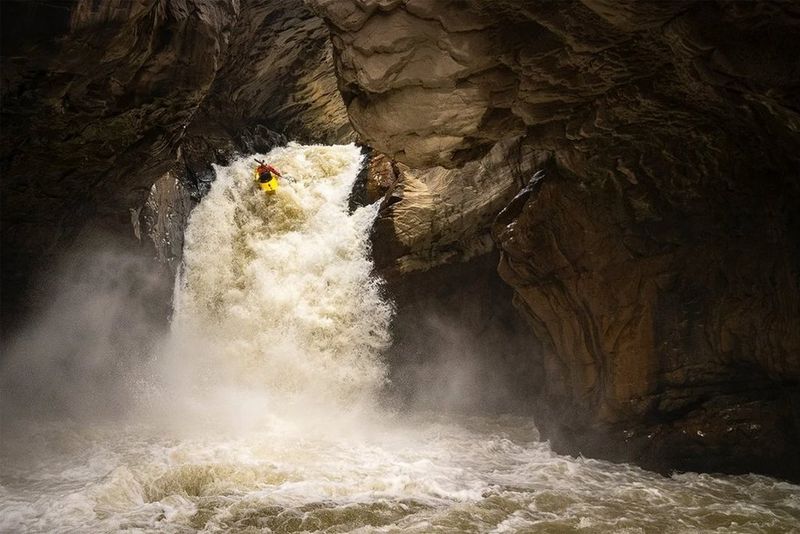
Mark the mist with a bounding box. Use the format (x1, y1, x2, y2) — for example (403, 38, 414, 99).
(383, 252, 541, 416)
(1, 241, 172, 427)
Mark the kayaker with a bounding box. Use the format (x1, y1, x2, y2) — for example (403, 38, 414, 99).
(255, 159, 281, 183)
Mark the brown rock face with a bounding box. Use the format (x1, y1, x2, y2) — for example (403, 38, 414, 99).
(492, 166, 800, 478)
(312, 0, 800, 478)
(371, 137, 540, 277)
(310, 0, 526, 167)
(1, 0, 351, 324)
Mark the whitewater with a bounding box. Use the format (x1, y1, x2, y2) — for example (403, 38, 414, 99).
(1, 144, 799, 533)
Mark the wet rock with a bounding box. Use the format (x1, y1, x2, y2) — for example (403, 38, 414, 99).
(365, 152, 399, 204)
(140, 172, 195, 272)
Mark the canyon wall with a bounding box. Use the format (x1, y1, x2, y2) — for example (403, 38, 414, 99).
(3, 0, 799, 480)
(311, 0, 800, 478)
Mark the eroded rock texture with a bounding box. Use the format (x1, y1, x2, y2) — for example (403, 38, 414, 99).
(371, 137, 540, 277)
(312, 0, 800, 478)
(1, 0, 350, 324)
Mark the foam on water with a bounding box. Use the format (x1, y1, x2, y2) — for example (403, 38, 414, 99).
(3, 415, 800, 533)
(2, 144, 799, 533)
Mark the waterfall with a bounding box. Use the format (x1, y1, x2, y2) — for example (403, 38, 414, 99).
(165, 142, 393, 416)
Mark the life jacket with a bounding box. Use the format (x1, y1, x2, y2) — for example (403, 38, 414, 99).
(258, 164, 281, 181)
(257, 167, 269, 181)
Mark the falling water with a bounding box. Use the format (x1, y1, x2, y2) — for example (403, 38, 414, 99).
(1, 144, 798, 533)
(160, 143, 393, 426)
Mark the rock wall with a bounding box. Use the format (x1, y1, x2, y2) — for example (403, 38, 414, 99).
(311, 0, 800, 479)
(1, 0, 351, 325)
(371, 136, 540, 278)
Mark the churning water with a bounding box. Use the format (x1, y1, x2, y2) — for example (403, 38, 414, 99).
(2, 144, 799, 533)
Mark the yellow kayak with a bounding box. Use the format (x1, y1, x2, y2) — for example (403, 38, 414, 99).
(254, 168, 279, 193)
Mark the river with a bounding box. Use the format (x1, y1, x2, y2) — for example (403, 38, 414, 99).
(2, 144, 798, 533)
